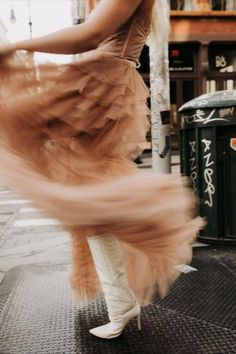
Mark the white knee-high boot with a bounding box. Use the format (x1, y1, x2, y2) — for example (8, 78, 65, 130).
(87, 234, 141, 339)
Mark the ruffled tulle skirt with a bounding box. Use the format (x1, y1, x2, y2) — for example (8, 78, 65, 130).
(0, 52, 203, 304)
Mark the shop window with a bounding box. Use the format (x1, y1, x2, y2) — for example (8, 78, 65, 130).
(207, 44, 236, 93)
(210, 0, 236, 10)
(223, 80, 236, 90)
(169, 45, 195, 72)
(206, 79, 236, 92)
(209, 45, 236, 73)
(182, 81, 195, 103)
(206, 80, 217, 93)
(170, 79, 197, 150)
(170, 0, 197, 10)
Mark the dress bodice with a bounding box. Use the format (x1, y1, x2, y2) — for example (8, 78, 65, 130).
(94, 0, 153, 66)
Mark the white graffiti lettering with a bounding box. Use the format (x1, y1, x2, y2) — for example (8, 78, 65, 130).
(189, 140, 196, 153)
(201, 139, 211, 152)
(201, 139, 215, 208)
(190, 157, 197, 172)
(204, 153, 214, 168)
(204, 168, 215, 207)
(189, 140, 197, 192)
(219, 107, 235, 118)
(183, 108, 228, 125)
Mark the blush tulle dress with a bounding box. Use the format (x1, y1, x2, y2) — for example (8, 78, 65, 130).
(0, 1, 203, 304)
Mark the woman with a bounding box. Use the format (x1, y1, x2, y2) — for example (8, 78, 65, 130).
(0, 0, 203, 339)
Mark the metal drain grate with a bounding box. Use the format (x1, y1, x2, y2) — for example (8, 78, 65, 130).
(154, 251, 236, 330)
(0, 247, 236, 353)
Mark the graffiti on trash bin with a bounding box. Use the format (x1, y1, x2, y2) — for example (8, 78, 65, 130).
(219, 107, 235, 118)
(202, 139, 215, 208)
(181, 90, 236, 110)
(189, 139, 215, 207)
(183, 109, 229, 125)
(189, 140, 197, 192)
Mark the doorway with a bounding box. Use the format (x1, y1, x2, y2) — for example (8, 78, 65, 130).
(170, 79, 197, 150)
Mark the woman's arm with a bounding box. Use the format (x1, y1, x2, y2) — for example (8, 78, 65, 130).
(1, 0, 143, 56)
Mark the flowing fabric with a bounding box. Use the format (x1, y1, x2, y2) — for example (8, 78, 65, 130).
(0, 0, 204, 305)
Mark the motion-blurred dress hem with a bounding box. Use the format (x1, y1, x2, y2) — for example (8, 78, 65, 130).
(0, 0, 204, 305)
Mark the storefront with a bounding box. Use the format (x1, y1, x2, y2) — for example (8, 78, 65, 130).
(207, 42, 236, 92)
(170, 0, 236, 11)
(169, 41, 236, 149)
(169, 42, 200, 149)
(138, 40, 236, 151)
(169, 42, 236, 143)
(169, 0, 236, 149)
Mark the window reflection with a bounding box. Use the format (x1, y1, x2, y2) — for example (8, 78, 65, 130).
(206, 80, 217, 93)
(210, 0, 236, 10)
(211, 0, 226, 10)
(170, 0, 236, 11)
(223, 80, 236, 90)
(170, 0, 197, 10)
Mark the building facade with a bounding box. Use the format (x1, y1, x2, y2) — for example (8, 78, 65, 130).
(169, 0, 236, 148)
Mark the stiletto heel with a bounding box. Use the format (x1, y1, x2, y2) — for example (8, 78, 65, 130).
(89, 302, 141, 339)
(137, 314, 141, 331)
(87, 234, 141, 339)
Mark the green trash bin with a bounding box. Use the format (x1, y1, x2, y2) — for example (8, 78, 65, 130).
(179, 90, 236, 244)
